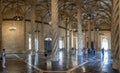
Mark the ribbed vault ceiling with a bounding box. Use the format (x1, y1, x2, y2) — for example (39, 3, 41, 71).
(0, 0, 112, 30)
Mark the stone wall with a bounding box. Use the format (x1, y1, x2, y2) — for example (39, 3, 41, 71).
(1, 20, 112, 54)
(2, 21, 24, 53)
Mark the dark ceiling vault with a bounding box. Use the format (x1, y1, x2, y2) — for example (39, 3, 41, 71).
(1, 0, 112, 31)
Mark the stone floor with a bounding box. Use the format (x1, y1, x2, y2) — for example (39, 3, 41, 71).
(0, 50, 119, 73)
(71, 51, 119, 73)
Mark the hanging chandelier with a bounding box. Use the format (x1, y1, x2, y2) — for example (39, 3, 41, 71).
(13, 1, 24, 21)
(13, 16, 23, 21)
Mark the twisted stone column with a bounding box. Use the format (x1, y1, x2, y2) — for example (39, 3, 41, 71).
(88, 20, 91, 49)
(23, 16, 26, 53)
(31, 0, 36, 52)
(96, 30, 99, 50)
(84, 21, 87, 48)
(84, 29, 87, 48)
(112, 0, 120, 71)
(93, 21, 96, 49)
(0, 1, 2, 52)
(65, 21, 68, 53)
(71, 30, 74, 48)
(69, 30, 72, 50)
(94, 29, 97, 50)
(39, 21, 44, 53)
(67, 30, 70, 55)
(51, 0, 59, 60)
(77, 9, 83, 55)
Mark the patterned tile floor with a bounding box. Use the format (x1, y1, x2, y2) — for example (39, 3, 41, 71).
(0, 50, 119, 73)
(71, 51, 119, 73)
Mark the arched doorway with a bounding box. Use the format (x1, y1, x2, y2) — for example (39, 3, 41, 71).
(44, 37, 52, 53)
(59, 39, 64, 50)
(101, 37, 109, 50)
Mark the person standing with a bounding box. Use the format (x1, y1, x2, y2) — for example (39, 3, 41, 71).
(1, 48, 6, 68)
(101, 48, 104, 55)
(93, 48, 96, 55)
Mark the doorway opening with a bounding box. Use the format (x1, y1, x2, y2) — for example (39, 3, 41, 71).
(101, 37, 109, 50)
(59, 39, 64, 49)
(44, 37, 52, 53)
